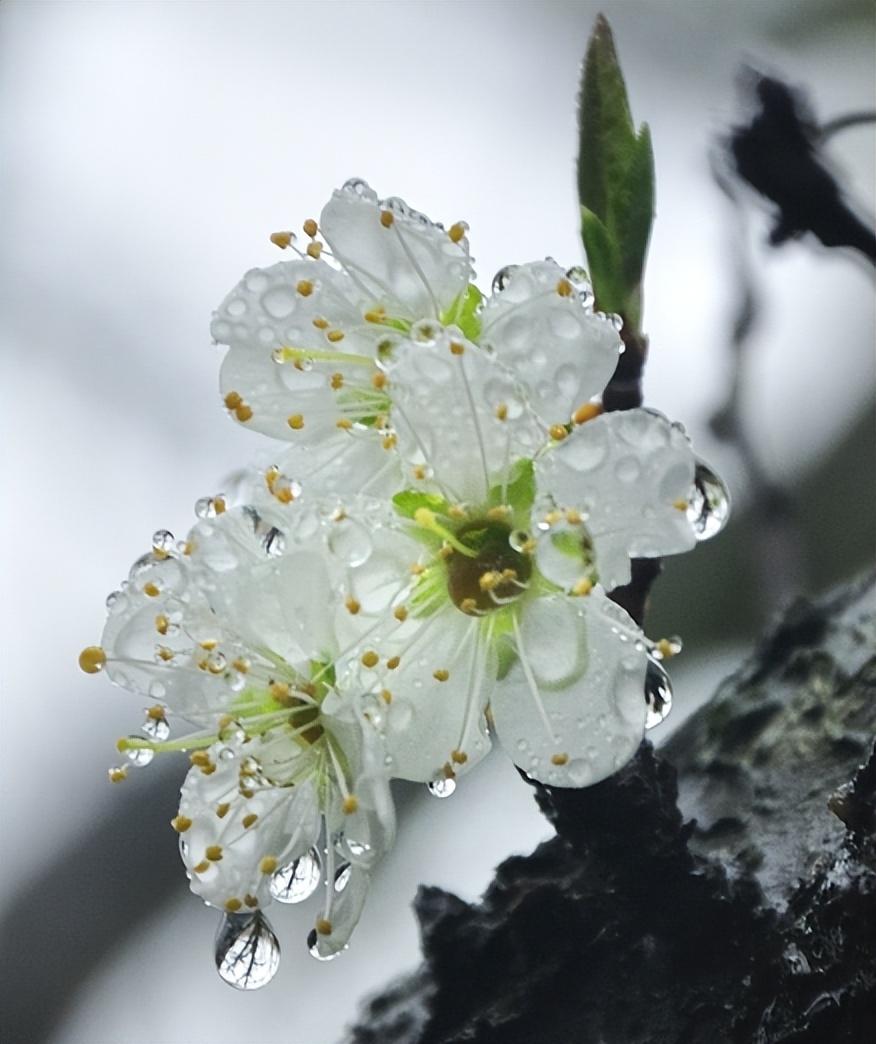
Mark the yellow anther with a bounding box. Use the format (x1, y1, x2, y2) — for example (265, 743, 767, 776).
(270, 681, 292, 704)
(487, 505, 510, 521)
(270, 231, 293, 249)
(157, 646, 174, 662)
(244, 894, 259, 908)
(442, 762, 457, 780)
(171, 815, 192, 833)
(393, 606, 408, 622)
(192, 860, 210, 874)
(381, 689, 393, 704)
(572, 578, 593, 597)
(327, 329, 345, 343)
(544, 510, 563, 525)
(372, 372, 388, 391)
(312, 317, 329, 329)
(259, 856, 278, 874)
(565, 509, 583, 525)
(410, 562, 425, 575)
(275, 486, 295, 504)
(549, 424, 568, 441)
(573, 402, 603, 425)
(364, 309, 385, 324)
(460, 597, 478, 615)
(231, 658, 250, 674)
(438, 544, 454, 560)
(108, 766, 128, 783)
(200, 639, 218, 651)
(479, 571, 499, 592)
(78, 645, 106, 674)
(182, 540, 195, 556)
(379, 209, 394, 228)
(673, 499, 689, 512)
(382, 433, 397, 450)
(330, 372, 344, 390)
(316, 918, 333, 936)
(225, 898, 242, 913)
(240, 787, 254, 799)
(551, 752, 570, 765)
(190, 751, 211, 767)
(205, 845, 223, 862)
(242, 813, 258, 829)
(223, 390, 242, 410)
(216, 802, 230, 818)
(448, 222, 466, 243)
(387, 656, 400, 670)
(306, 241, 322, 259)
(143, 581, 160, 598)
(656, 638, 677, 660)
(336, 418, 353, 430)
(342, 795, 359, 815)
(303, 218, 318, 237)
(412, 465, 426, 480)
(345, 596, 361, 615)
(201, 762, 217, 776)
(522, 537, 537, 554)
(433, 669, 450, 682)
(361, 650, 380, 669)
(448, 505, 468, 519)
(556, 278, 573, 297)
(287, 414, 305, 430)
(296, 279, 314, 296)
(235, 403, 254, 423)
(147, 704, 166, 721)
(265, 466, 279, 490)
(154, 614, 169, 635)
(214, 496, 227, 515)
(495, 402, 508, 421)
(449, 340, 465, 356)
(451, 749, 468, 764)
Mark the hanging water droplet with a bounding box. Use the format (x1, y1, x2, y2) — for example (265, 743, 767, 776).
(141, 714, 170, 742)
(342, 177, 377, 200)
(491, 265, 519, 293)
(122, 737, 154, 767)
(307, 927, 343, 962)
(270, 848, 322, 904)
(427, 777, 456, 798)
(151, 529, 175, 555)
(334, 863, 352, 892)
(105, 590, 123, 613)
(195, 495, 224, 520)
(262, 526, 286, 557)
(565, 265, 589, 285)
(644, 658, 673, 729)
(686, 462, 730, 541)
(215, 912, 280, 990)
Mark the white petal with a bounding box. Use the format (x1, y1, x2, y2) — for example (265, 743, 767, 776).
(535, 409, 697, 590)
(266, 435, 403, 503)
(480, 260, 621, 424)
(319, 183, 471, 319)
(311, 864, 370, 959)
(388, 336, 543, 504)
(178, 742, 320, 912)
(490, 590, 647, 787)
(355, 604, 495, 783)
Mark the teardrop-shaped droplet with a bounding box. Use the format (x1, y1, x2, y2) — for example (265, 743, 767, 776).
(270, 848, 322, 904)
(262, 526, 286, 557)
(151, 529, 175, 555)
(686, 462, 730, 542)
(644, 658, 673, 729)
(122, 737, 154, 767)
(141, 714, 170, 742)
(214, 912, 280, 990)
(307, 927, 343, 962)
(427, 777, 456, 798)
(334, 863, 352, 893)
(491, 265, 519, 293)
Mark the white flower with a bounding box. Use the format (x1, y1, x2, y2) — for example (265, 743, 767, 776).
(80, 503, 395, 977)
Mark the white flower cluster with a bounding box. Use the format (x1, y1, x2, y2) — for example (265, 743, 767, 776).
(80, 180, 728, 989)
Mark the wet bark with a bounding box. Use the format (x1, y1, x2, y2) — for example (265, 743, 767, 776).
(345, 572, 876, 1044)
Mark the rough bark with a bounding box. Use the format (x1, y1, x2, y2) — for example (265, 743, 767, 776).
(345, 572, 876, 1044)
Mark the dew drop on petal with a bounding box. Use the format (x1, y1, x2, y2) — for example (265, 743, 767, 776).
(262, 526, 286, 558)
(491, 265, 519, 293)
(307, 928, 343, 962)
(215, 912, 280, 990)
(644, 658, 673, 729)
(614, 455, 641, 483)
(151, 529, 175, 555)
(327, 518, 372, 567)
(427, 777, 456, 798)
(270, 848, 322, 904)
(566, 758, 594, 787)
(686, 462, 730, 542)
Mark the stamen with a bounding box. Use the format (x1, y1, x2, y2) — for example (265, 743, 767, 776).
(413, 508, 478, 558)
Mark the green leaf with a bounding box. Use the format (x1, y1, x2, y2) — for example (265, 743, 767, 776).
(577, 15, 655, 330)
(441, 283, 484, 342)
(391, 489, 452, 520)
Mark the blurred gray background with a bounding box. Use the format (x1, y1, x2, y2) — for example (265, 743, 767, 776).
(1, 1, 873, 1042)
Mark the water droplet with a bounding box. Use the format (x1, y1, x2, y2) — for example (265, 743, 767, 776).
(195, 495, 224, 520)
(783, 942, 812, 976)
(123, 737, 154, 767)
(334, 863, 352, 892)
(686, 462, 730, 541)
(262, 526, 286, 557)
(270, 848, 321, 904)
(105, 590, 123, 613)
(614, 455, 641, 483)
(307, 928, 343, 962)
(151, 529, 175, 555)
(215, 912, 280, 990)
(491, 265, 519, 293)
(327, 518, 372, 566)
(219, 719, 245, 743)
(141, 714, 170, 742)
(427, 777, 456, 798)
(644, 658, 673, 729)
(509, 530, 530, 552)
(261, 286, 297, 320)
(565, 265, 589, 285)
(566, 758, 594, 787)
(342, 177, 377, 200)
